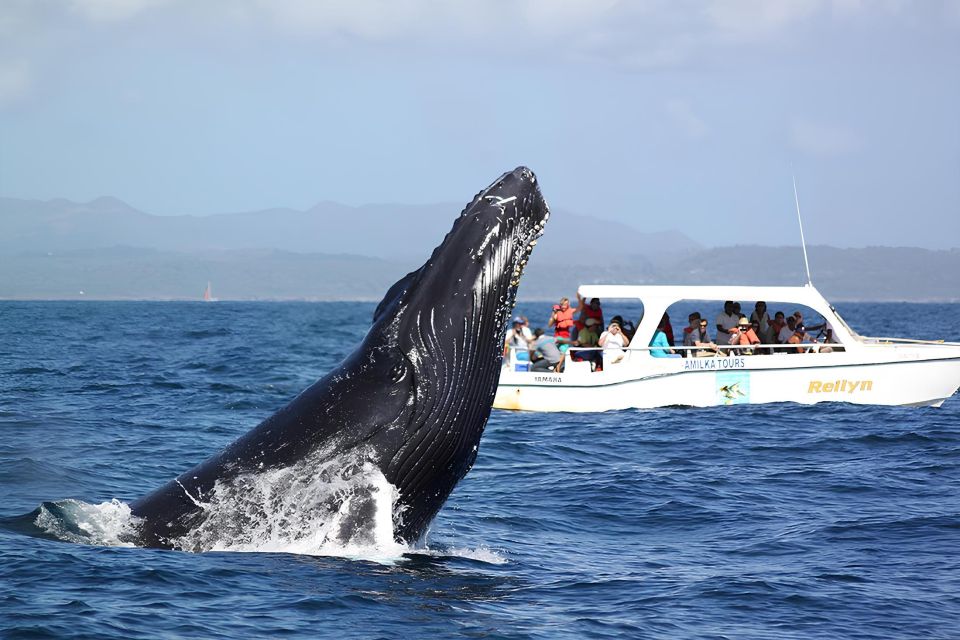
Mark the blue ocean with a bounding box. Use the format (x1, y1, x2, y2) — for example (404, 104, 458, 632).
(2, 300, 958, 639)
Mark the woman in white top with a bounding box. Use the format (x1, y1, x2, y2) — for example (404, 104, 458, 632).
(598, 322, 630, 365)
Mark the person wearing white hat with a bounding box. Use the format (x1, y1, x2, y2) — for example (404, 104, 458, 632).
(728, 316, 761, 355)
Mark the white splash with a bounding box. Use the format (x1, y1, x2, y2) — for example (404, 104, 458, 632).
(171, 449, 408, 561)
(414, 545, 508, 565)
(32, 450, 409, 562)
(33, 498, 140, 547)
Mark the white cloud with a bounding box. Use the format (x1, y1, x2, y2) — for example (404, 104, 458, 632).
(790, 118, 862, 156)
(1, 0, 957, 112)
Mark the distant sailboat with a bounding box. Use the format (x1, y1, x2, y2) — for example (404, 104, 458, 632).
(203, 281, 219, 302)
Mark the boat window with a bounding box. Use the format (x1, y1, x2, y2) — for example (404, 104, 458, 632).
(664, 299, 841, 353)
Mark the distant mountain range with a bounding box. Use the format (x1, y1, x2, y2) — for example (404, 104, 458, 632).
(1, 197, 957, 301)
(0, 196, 699, 264)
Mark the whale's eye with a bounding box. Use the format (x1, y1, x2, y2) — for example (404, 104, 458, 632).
(389, 362, 406, 383)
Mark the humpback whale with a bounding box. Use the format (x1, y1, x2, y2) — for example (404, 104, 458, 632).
(127, 167, 549, 550)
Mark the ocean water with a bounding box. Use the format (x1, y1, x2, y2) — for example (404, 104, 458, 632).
(1, 300, 958, 639)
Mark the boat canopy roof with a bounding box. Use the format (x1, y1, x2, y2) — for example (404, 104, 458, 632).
(577, 284, 832, 309)
(577, 283, 860, 347)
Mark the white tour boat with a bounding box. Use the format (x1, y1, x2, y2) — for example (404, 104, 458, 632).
(494, 284, 960, 412)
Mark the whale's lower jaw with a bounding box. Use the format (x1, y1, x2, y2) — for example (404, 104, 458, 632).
(128, 167, 549, 551)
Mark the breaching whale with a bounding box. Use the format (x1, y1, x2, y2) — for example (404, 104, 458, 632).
(127, 167, 549, 550)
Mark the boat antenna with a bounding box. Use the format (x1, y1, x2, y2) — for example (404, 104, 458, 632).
(792, 173, 813, 286)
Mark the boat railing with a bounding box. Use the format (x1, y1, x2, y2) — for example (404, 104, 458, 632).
(859, 336, 960, 347)
(504, 335, 959, 371)
(506, 343, 840, 354)
(504, 342, 838, 360)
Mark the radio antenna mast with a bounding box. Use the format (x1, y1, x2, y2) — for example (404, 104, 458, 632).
(792, 173, 813, 286)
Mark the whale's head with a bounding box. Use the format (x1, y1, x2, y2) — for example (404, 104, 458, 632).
(359, 166, 549, 541)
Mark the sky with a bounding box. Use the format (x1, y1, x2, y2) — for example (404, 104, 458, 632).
(1, 0, 958, 249)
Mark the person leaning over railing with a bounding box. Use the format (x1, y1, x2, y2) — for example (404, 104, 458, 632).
(530, 328, 564, 371)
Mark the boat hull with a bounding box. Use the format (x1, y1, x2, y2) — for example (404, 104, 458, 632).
(494, 351, 960, 412)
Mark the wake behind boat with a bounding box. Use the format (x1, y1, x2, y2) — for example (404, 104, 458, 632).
(495, 284, 960, 412)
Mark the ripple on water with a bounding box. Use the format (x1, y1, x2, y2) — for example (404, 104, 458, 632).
(1, 300, 959, 639)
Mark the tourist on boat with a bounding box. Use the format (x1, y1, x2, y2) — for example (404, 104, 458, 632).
(530, 328, 564, 372)
(609, 314, 636, 340)
(750, 301, 774, 347)
(578, 296, 604, 330)
(504, 317, 532, 360)
(660, 312, 675, 346)
(549, 297, 578, 341)
(571, 317, 602, 370)
(715, 301, 739, 348)
(792, 310, 825, 334)
(770, 311, 787, 342)
(778, 315, 798, 344)
(683, 315, 717, 357)
(681, 312, 701, 354)
(599, 321, 630, 365)
(819, 323, 844, 353)
(786, 324, 816, 353)
(648, 315, 679, 358)
(728, 316, 761, 355)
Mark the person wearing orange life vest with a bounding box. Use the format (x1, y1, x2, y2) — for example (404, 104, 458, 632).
(728, 316, 761, 355)
(548, 296, 579, 342)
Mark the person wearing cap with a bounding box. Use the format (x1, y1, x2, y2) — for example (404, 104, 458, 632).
(572, 317, 602, 370)
(683, 313, 717, 357)
(503, 317, 533, 359)
(728, 316, 761, 355)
